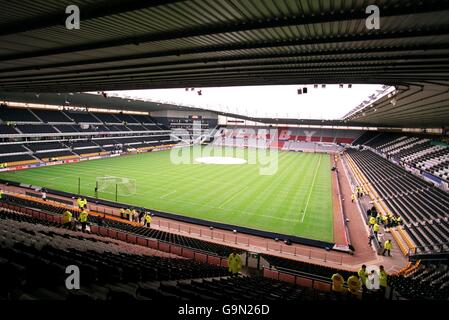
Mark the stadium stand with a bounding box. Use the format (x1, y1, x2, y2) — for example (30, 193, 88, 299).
(92, 112, 121, 124)
(0, 206, 347, 301)
(0, 144, 28, 154)
(64, 112, 102, 124)
(390, 261, 449, 300)
(34, 151, 76, 160)
(353, 132, 449, 182)
(262, 254, 352, 281)
(0, 124, 18, 135)
(15, 125, 58, 134)
(2, 0, 449, 306)
(0, 209, 231, 299)
(0, 106, 177, 166)
(347, 148, 449, 253)
(0, 154, 35, 164)
(26, 142, 67, 152)
(31, 109, 74, 123)
(2, 194, 238, 258)
(114, 113, 139, 123)
(0, 107, 39, 123)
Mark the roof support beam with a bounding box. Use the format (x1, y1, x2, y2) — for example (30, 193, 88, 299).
(2, 56, 449, 85)
(3, 48, 449, 80)
(1, 2, 449, 62)
(3, 42, 449, 75)
(0, 0, 187, 37)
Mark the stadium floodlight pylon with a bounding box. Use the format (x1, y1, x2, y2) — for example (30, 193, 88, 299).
(96, 176, 136, 197)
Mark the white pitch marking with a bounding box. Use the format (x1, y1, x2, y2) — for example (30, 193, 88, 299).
(301, 154, 322, 223)
(160, 190, 177, 199)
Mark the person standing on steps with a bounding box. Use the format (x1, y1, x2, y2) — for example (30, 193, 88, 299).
(382, 240, 393, 256)
(228, 251, 242, 277)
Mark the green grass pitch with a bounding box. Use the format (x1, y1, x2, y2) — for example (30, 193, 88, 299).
(0, 147, 334, 242)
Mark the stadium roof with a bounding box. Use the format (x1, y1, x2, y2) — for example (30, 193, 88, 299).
(1, 0, 449, 92)
(0, 91, 207, 113)
(0, 0, 449, 128)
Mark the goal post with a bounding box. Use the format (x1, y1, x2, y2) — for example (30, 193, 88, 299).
(96, 176, 137, 197)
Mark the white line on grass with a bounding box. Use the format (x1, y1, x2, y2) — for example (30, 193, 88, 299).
(160, 190, 176, 199)
(301, 154, 322, 223)
(219, 186, 248, 209)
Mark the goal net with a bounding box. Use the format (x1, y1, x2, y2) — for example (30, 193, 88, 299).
(96, 176, 136, 196)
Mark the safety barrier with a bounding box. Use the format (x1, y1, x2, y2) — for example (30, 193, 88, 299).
(333, 157, 351, 247)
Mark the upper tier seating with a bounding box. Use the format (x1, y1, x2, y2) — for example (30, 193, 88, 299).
(0, 107, 39, 122)
(68, 141, 100, 149)
(114, 113, 139, 123)
(131, 114, 157, 124)
(127, 125, 148, 131)
(53, 125, 79, 133)
(352, 131, 381, 146)
(26, 142, 68, 152)
(0, 124, 18, 134)
(64, 112, 101, 123)
(107, 125, 131, 131)
(16, 125, 58, 134)
(93, 139, 119, 146)
(92, 112, 121, 124)
(357, 132, 449, 182)
(32, 109, 73, 123)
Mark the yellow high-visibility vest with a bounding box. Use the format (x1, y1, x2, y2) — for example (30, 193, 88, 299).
(358, 268, 368, 284)
(331, 273, 344, 292)
(228, 253, 242, 273)
(347, 275, 360, 294)
(79, 210, 88, 223)
(379, 270, 388, 287)
(63, 210, 72, 223)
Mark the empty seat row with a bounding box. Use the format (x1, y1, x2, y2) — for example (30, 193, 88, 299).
(347, 149, 449, 252)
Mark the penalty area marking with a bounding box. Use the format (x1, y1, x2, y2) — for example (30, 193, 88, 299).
(300, 154, 322, 223)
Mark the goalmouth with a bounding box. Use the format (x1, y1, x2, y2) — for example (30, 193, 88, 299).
(96, 176, 137, 196)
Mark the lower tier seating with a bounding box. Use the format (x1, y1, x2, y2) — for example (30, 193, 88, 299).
(347, 148, 449, 252)
(3, 195, 238, 258)
(390, 262, 449, 300)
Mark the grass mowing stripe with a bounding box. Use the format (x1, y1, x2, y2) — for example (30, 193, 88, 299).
(0, 147, 333, 241)
(301, 153, 322, 223)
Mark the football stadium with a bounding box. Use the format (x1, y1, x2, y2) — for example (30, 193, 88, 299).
(0, 0, 448, 309)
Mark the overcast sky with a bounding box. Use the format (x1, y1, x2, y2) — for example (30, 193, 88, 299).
(108, 84, 384, 119)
